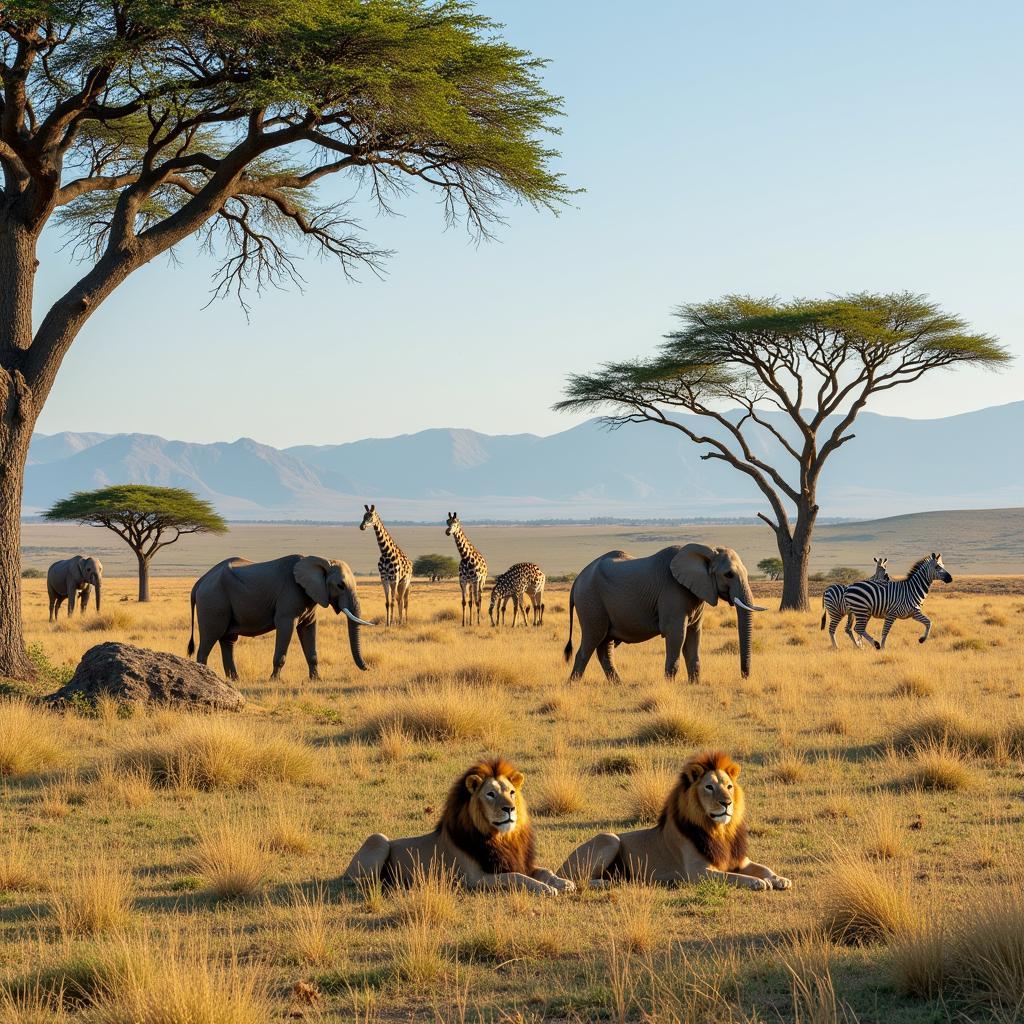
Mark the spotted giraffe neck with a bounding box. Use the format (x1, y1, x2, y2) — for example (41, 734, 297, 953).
(372, 517, 405, 563)
(452, 523, 485, 569)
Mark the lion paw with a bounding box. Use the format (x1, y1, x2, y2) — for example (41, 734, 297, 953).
(550, 877, 576, 893)
(772, 876, 792, 890)
(747, 877, 771, 892)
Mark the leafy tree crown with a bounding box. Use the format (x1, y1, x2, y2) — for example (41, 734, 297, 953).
(43, 485, 227, 535)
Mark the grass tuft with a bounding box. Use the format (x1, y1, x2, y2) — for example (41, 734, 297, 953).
(49, 861, 134, 938)
(0, 699, 65, 777)
(904, 739, 972, 791)
(361, 683, 503, 743)
(190, 817, 271, 901)
(635, 704, 714, 746)
(819, 854, 917, 945)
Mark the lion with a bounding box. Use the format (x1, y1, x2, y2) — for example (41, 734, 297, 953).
(559, 751, 791, 891)
(344, 758, 575, 896)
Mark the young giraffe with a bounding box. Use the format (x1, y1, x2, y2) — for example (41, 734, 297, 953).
(445, 512, 488, 626)
(360, 504, 413, 627)
(488, 563, 546, 628)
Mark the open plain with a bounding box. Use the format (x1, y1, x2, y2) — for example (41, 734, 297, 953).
(1, 568, 1022, 1023)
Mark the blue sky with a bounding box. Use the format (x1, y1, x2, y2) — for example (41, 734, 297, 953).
(34, 1, 1024, 447)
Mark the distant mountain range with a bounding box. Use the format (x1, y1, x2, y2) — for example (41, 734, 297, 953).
(24, 402, 1024, 521)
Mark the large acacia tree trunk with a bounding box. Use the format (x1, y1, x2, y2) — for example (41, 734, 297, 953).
(136, 552, 151, 603)
(773, 501, 818, 612)
(0, 224, 41, 680)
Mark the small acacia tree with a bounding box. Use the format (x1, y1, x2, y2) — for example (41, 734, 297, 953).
(557, 293, 1009, 610)
(44, 485, 226, 601)
(0, 0, 570, 678)
(413, 553, 459, 581)
(757, 557, 783, 581)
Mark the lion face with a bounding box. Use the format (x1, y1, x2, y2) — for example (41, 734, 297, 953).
(465, 769, 525, 835)
(676, 751, 744, 831)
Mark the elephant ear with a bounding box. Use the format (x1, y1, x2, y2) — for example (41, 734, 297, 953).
(70, 558, 87, 584)
(293, 555, 333, 607)
(669, 544, 719, 606)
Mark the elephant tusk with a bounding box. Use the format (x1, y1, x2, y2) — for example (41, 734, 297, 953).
(343, 608, 377, 627)
(734, 597, 768, 613)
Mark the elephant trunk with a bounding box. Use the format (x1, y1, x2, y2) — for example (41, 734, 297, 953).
(736, 605, 753, 679)
(344, 590, 368, 671)
(94, 578, 101, 613)
(347, 616, 367, 672)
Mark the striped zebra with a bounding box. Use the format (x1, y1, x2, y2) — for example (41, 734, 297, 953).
(820, 557, 890, 648)
(845, 553, 953, 650)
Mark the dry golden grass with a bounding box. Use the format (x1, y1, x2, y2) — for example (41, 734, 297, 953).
(819, 854, 917, 945)
(83, 930, 271, 1024)
(904, 739, 973, 791)
(114, 715, 323, 790)
(190, 816, 272, 901)
(49, 861, 134, 938)
(0, 700, 65, 777)
(361, 681, 504, 742)
(81, 609, 134, 633)
(635, 703, 714, 745)
(4, 573, 1022, 1023)
(534, 759, 586, 816)
(624, 757, 674, 822)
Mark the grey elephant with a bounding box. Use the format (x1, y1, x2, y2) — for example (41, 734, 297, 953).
(47, 555, 103, 621)
(187, 554, 374, 681)
(563, 544, 766, 683)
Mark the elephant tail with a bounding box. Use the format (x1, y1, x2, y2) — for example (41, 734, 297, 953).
(187, 587, 197, 658)
(563, 588, 575, 663)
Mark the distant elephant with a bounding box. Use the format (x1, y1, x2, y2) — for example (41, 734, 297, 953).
(563, 544, 766, 683)
(47, 555, 103, 621)
(187, 554, 374, 681)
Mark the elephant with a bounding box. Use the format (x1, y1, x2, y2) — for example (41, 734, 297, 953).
(563, 544, 766, 683)
(47, 555, 103, 621)
(187, 554, 374, 681)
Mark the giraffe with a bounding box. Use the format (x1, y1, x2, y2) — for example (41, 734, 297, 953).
(488, 562, 546, 628)
(445, 512, 488, 626)
(360, 504, 413, 626)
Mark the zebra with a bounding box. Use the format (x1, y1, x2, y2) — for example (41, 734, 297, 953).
(820, 557, 890, 648)
(844, 552, 953, 650)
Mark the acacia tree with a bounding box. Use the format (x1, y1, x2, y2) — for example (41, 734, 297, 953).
(557, 294, 1009, 610)
(413, 553, 459, 580)
(0, 1, 570, 678)
(44, 485, 226, 601)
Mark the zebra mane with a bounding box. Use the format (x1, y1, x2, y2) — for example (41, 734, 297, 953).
(903, 555, 932, 578)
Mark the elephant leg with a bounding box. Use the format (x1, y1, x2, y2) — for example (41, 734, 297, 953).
(596, 637, 621, 683)
(47, 587, 58, 622)
(664, 622, 685, 680)
(879, 616, 896, 649)
(196, 630, 218, 667)
(80, 585, 91, 614)
(912, 609, 931, 644)
(270, 618, 296, 679)
(67, 587, 76, 617)
(683, 621, 702, 683)
(297, 620, 319, 680)
(219, 635, 240, 681)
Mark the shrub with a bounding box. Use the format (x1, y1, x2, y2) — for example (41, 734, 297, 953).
(20, 567, 45, 579)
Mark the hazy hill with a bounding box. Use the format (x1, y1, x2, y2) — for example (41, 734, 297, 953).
(25, 402, 1024, 520)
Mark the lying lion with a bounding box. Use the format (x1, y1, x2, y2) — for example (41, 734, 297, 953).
(345, 758, 575, 896)
(560, 750, 791, 891)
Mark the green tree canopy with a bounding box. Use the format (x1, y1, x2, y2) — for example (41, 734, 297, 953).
(43, 485, 227, 601)
(414, 553, 460, 579)
(827, 566, 864, 584)
(557, 293, 1009, 609)
(757, 557, 784, 580)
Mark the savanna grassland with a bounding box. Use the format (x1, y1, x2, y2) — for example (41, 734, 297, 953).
(2, 573, 1023, 1023)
